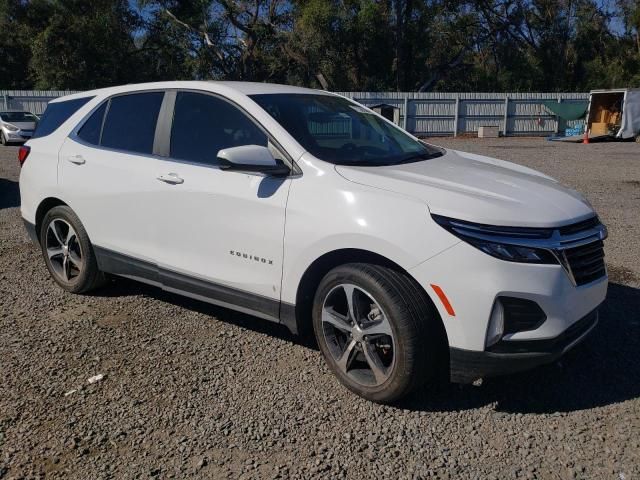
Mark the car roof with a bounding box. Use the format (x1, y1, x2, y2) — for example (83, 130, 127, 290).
(50, 81, 332, 103)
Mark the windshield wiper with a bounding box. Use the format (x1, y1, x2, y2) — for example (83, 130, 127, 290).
(390, 150, 444, 165)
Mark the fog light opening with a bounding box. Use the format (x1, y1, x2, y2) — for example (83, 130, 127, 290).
(486, 299, 504, 348)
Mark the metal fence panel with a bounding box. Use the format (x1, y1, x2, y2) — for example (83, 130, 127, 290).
(0, 90, 81, 114)
(1, 89, 590, 136)
(339, 91, 589, 136)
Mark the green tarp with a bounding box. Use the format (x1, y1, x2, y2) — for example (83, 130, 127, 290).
(542, 101, 588, 121)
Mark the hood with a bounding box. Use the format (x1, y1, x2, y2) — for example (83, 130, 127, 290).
(335, 149, 594, 228)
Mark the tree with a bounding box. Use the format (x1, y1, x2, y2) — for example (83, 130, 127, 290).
(29, 0, 143, 89)
(0, 0, 35, 88)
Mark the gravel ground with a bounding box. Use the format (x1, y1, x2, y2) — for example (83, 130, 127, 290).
(1, 137, 639, 479)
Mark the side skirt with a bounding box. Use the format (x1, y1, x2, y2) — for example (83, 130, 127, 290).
(94, 246, 295, 327)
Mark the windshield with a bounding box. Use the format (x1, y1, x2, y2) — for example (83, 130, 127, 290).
(0, 112, 38, 123)
(250, 94, 443, 166)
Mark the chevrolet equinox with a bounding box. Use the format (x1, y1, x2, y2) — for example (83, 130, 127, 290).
(19, 82, 608, 403)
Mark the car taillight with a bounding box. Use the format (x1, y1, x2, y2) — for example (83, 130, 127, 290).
(18, 146, 30, 166)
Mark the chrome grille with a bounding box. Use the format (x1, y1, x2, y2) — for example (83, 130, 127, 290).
(563, 239, 606, 286)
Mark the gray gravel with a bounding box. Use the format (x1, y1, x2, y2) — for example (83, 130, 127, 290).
(1, 137, 639, 479)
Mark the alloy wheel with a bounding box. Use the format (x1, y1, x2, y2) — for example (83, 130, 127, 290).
(321, 284, 396, 386)
(45, 218, 83, 283)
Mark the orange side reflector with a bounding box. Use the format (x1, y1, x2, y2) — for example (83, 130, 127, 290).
(430, 284, 456, 317)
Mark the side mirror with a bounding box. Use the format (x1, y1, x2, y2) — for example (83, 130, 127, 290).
(217, 145, 290, 177)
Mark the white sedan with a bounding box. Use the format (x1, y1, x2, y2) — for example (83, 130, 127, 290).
(0, 111, 38, 145)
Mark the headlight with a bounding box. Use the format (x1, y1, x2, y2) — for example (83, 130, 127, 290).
(4, 123, 19, 132)
(432, 214, 558, 264)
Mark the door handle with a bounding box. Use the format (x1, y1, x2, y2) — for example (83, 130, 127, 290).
(66, 155, 86, 165)
(157, 173, 184, 185)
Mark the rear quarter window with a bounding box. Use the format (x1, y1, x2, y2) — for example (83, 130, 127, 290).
(32, 96, 94, 139)
(77, 102, 107, 146)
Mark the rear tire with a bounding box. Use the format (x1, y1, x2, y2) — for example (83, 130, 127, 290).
(312, 263, 444, 403)
(40, 206, 106, 293)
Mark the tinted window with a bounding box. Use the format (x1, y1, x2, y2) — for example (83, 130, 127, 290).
(170, 92, 267, 165)
(32, 97, 94, 139)
(101, 92, 164, 154)
(77, 102, 107, 145)
(251, 94, 443, 166)
(0, 112, 38, 122)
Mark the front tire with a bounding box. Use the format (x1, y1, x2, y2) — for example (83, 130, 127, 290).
(312, 263, 444, 403)
(0, 131, 6, 145)
(40, 206, 105, 293)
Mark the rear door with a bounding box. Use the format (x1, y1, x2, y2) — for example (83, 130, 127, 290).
(154, 91, 292, 319)
(59, 91, 167, 282)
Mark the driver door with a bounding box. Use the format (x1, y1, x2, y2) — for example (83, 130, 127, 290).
(155, 91, 291, 320)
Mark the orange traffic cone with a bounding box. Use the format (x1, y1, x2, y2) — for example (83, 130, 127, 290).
(583, 128, 590, 144)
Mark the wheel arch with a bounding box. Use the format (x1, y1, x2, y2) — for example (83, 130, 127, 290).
(35, 197, 68, 241)
(289, 248, 449, 352)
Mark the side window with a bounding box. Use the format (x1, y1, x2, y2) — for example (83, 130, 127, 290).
(77, 102, 107, 145)
(101, 92, 164, 154)
(32, 96, 94, 139)
(170, 92, 267, 165)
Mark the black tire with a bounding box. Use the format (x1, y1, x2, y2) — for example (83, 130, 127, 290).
(40, 205, 106, 293)
(312, 263, 445, 403)
(0, 131, 6, 146)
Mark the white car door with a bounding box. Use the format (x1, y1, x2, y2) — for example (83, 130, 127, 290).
(59, 91, 167, 283)
(154, 91, 292, 320)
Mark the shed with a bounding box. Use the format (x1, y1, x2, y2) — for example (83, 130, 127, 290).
(586, 89, 640, 140)
(370, 103, 400, 126)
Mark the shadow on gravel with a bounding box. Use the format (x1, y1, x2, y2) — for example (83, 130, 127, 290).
(93, 277, 304, 346)
(94, 277, 640, 414)
(0, 178, 20, 209)
(403, 282, 640, 414)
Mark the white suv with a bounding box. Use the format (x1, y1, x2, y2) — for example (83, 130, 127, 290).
(19, 82, 608, 403)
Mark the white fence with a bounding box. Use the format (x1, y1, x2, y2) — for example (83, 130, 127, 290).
(1, 89, 589, 137)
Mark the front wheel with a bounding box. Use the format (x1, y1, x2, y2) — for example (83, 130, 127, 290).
(312, 263, 444, 403)
(40, 206, 105, 293)
(0, 131, 6, 145)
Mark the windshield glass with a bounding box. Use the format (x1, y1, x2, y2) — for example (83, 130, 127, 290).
(0, 112, 38, 123)
(250, 94, 443, 166)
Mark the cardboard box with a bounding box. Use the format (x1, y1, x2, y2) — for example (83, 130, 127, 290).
(590, 122, 609, 135)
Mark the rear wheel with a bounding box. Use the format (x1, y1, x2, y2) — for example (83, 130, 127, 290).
(312, 263, 444, 403)
(40, 206, 105, 293)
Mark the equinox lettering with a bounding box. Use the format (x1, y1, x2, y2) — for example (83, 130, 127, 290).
(230, 250, 273, 265)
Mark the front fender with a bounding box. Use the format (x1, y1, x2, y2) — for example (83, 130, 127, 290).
(280, 160, 458, 304)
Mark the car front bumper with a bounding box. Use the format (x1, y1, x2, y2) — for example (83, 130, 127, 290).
(408, 239, 607, 381)
(449, 307, 599, 383)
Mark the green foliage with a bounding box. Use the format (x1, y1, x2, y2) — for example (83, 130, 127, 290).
(0, 0, 638, 91)
(32, 0, 143, 89)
